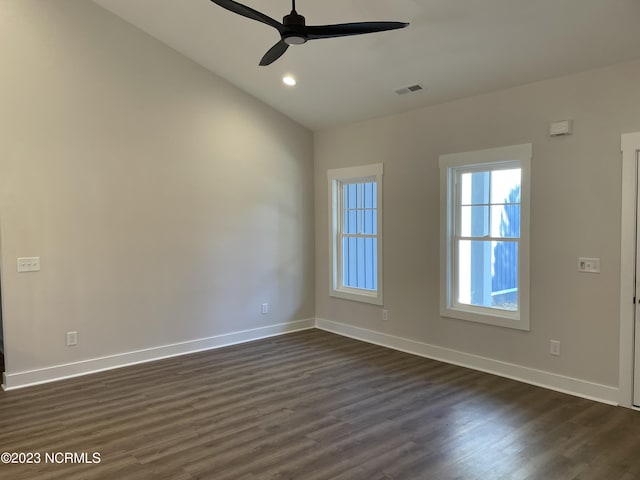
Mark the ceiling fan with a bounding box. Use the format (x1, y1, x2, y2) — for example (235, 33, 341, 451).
(209, 0, 409, 66)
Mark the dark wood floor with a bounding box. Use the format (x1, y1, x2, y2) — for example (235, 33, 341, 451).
(0, 329, 639, 480)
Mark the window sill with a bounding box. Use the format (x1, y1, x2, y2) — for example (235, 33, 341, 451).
(330, 287, 383, 306)
(441, 305, 529, 331)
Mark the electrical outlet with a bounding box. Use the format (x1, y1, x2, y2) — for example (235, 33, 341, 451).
(66, 331, 78, 346)
(382, 309, 389, 321)
(261, 303, 269, 315)
(550, 340, 560, 356)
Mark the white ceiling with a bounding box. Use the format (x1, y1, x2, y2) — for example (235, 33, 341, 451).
(92, 0, 640, 131)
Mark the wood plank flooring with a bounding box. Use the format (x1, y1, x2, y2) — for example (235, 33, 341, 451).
(0, 329, 639, 479)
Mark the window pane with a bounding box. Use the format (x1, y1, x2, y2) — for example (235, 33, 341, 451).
(345, 236, 357, 287)
(363, 209, 376, 235)
(457, 239, 490, 307)
(343, 184, 378, 234)
(356, 237, 365, 288)
(460, 206, 489, 237)
(491, 205, 520, 238)
(344, 209, 356, 234)
(346, 183, 357, 209)
(365, 238, 378, 290)
(373, 182, 377, 208)
(490, 169, 521, 204)
(342, 236, 350, 286)
(342, 235, 376, 291)
(364, 182, 374, 209)
(460, 171, 490, 206)
(492, 241, 518, 311)
(457, 240, 518, 311)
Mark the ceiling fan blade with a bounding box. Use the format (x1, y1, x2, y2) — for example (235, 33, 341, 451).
(259, 40, 289, 66)
(210, 0, 282, 31)
(304, 21, 409, 40)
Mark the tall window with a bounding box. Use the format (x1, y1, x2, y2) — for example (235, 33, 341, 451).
(440, 144, 531, 330)
(328, 164, 383, 305)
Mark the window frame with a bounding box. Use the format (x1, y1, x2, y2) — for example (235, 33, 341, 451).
(439, 144, 531, 331)
(327, 163, 383, 305)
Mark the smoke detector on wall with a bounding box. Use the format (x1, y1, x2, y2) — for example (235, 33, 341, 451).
(549, 119, 573, 136)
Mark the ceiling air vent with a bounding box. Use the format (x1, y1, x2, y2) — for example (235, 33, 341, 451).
(395, 84, 424, 96)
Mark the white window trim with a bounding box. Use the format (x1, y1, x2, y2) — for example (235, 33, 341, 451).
(439, 144, 531, 331)
(327, 163, 383, 305)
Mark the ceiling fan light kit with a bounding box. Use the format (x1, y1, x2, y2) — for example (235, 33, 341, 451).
(284, 35, 306, 46)
(210, 0, 409, 65)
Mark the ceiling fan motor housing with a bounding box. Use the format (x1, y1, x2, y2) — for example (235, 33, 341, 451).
(283, 11, 307, 45)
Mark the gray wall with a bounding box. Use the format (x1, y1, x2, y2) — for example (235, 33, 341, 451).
(315, 60, 640, 388)
(0, 1, 314, 374)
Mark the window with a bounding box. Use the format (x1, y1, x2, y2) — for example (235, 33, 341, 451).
(440, 144, 531, 330)
(328, 164, 383, 305)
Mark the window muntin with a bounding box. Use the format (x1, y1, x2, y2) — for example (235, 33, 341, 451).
(440, 144, 530, 330)
(328, 164, 383, 305)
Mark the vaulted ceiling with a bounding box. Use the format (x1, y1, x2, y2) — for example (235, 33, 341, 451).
(92, 0, 640, 131)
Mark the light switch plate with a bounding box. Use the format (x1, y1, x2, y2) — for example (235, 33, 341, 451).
(17, 257, 40, 272)
(66, 331, 78, 346)
(578, 257, 600, 273)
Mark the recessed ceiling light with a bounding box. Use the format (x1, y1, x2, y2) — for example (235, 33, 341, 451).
(282, 75, 297, 86)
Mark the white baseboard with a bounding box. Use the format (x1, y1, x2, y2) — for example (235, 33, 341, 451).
(2, 318, 621, 406)
(2, 319, 315, 391)
(316, 318, 619, 406)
